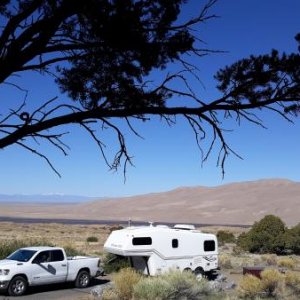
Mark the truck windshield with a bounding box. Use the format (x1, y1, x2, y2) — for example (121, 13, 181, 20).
(7, 249, 37, 262)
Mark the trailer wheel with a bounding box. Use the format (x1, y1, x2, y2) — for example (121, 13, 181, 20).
(183, 268, 192, 273)
(194, 267, 205, 280)
(75, 270, 90, 288)
(8, 276, 28, 296)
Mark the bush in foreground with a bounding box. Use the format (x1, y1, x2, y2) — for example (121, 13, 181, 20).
(237, 274, 264, 299)
(285, 271, 300, 295)
(101, 269, 220, 300)
(133, 276, 171, 300)
(113, 268, 142, 300)
(260, 268, 284, 297)
(238, 268, 287, 299)
(133, 270, 215, 300)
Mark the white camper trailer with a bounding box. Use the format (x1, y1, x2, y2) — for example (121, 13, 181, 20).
(104, 224, 218, 277)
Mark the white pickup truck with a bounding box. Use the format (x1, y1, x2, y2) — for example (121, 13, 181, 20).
(0, 246, 102, 296)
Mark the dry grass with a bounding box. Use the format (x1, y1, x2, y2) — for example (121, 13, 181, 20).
(198, 225, 247, 236)
(112, 268, 142, 300)
(261, 254, 278, 266)
(0, 222, 112, 256)
(237, 274, 264, 299)
(285, 271, 300, 295)
(219, 254, 233, 269)
(260, 268, 285, 297)
(278, 257, 295, 269)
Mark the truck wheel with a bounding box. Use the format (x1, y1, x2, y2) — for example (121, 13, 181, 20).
(75, 270, 90, 288)
(8, 276, 27, 296)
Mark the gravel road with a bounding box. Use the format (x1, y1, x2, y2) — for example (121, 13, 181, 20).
(0, 277, 110, 300)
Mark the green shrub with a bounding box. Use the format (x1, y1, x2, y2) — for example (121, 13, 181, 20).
(237, 215, 286, 254)
(86, 236, 98, 242)
(133, 270, 214, 300)
(283, 224, 300, 255)
(236, 232, 250, 252)
(102, 253, 130, 274)
(133, 276, 171, 300)
(162, 270, 212, 300)
(217, 230, 236, 245)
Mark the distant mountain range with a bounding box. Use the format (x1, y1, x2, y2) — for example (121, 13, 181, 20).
(0, 193, 99, 203)
(0, 179, 299, 226)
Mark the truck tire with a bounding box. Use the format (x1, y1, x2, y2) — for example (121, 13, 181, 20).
(8, 276, 28, 296)
(75, 270, 90, 288)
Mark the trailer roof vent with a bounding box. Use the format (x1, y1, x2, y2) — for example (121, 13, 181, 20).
(173, 224, 195, 230)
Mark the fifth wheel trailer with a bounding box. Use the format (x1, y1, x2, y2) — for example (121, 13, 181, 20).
(104, 224, 218, 277)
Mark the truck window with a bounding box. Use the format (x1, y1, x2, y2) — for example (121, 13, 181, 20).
(204, 240, 215, 252)
(33, 251, 51, 263)
(172, 239, 178, 248)
(51, 250, 64, 261)
(7, 249, 37, 262)
(132, 237, 152, 245)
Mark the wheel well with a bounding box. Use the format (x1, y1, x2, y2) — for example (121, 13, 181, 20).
(11, 274, 28, 283)
(183, 268, 192, 272)
(194, 267, 204, 274)
(78, 268, 90, 275)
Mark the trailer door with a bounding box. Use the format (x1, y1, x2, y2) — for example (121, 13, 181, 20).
(131, 256, 149, 275)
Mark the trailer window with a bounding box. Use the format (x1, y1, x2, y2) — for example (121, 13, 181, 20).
(132, 237, 152, 245)
(204, 240, 215, 252)
(172, 239, 178, 248)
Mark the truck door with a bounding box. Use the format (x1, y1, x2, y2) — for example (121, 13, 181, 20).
(30, 250, 53, 285)
(48, 250, 68, 283)
(31, 250, 67, 284)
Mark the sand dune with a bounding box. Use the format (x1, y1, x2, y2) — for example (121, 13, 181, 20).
(0, 179, 299, 226)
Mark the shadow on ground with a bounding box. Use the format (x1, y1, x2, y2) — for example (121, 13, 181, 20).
(0, 277, 110, 298)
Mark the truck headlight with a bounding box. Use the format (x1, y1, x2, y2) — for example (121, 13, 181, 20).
(0, 269, 10, 275)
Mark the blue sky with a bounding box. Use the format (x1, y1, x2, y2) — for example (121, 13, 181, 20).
(1, 0, 300, 197)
